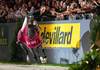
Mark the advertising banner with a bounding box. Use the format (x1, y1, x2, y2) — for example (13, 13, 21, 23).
(39, 23, 80, 48)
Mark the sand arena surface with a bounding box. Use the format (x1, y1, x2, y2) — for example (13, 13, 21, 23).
(0, 63, 69, 70)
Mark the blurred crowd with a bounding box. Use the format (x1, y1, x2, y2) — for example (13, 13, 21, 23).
(0, 0, 100, 23)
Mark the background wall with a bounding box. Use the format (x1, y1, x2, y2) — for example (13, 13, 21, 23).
(40, 19, 91, 64)
(0, 23, 16, 61)
(0, 19, 91, 64)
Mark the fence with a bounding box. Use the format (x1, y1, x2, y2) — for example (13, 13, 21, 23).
(0, 19, 91, 64)
(0, 23, 16, 61)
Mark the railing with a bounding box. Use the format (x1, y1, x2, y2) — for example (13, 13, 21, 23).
(0, 19, 91, 64)
(0, 13, 92, 23)
(0, 23, 16, 61)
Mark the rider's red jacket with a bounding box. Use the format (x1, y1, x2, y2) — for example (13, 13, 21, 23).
(17, 25, 42, 48)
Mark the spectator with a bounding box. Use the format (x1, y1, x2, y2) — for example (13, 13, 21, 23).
(27, 1, 35, 16)
(20, 4, 28, 18)
(0, 0, 98, 22)
(50, 8, 57, 19)
(0, 5, 8, 23)
(13, 5, 18, 12)
(15, 7, 22, 18)
(15, 0, 23, 8)
(6, 8, 16, 22)
(92, 0, 100, 15)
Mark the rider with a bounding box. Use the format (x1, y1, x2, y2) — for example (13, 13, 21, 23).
(17, 16, 47, 63)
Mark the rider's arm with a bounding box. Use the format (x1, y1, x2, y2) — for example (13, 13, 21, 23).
(20, 16, 28, 32)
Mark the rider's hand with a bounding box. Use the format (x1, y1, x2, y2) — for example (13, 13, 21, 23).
(16, 41, 20, 44)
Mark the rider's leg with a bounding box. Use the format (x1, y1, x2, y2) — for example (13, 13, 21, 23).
(26, 48, 38, 63)
(31, 48, 41, 63)
(19, 43, 28, 62)
(19, 43, 36, 63)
